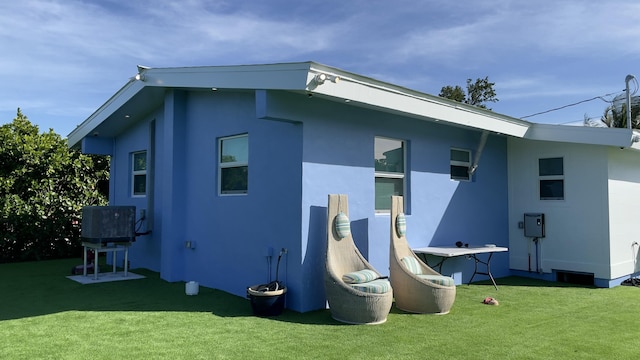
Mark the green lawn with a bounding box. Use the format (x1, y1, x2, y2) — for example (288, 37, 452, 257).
(1, 258, 639, 359)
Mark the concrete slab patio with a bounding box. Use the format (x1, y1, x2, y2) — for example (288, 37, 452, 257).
(66, 271, 145, 284)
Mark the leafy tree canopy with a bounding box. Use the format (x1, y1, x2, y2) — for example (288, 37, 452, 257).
(439, 76, 499, 110)
(584, 99, 640, 129)
(0, 109, 109, 262)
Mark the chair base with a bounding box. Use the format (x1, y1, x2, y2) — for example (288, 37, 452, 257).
(395, 305, 450, 315)
(331, 315, 388, 325)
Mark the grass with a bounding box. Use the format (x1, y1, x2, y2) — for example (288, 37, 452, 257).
(1, 259, 639, 359)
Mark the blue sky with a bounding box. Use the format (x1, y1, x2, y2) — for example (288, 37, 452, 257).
(2, 0, 640, 137)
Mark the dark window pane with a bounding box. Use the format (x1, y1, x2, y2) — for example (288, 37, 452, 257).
(375, 177, 403, 210)
(451, 149, 470, 162)
(450, 165, 469, 180)
(133, 152, 146, 171)
(540, 179, 564, 200)
(539, 158, 563, 176)
(133, 174, 146, 196)
(221, 166, 248, 194)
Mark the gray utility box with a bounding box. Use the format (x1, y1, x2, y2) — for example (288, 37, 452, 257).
(524, 213, 545, 238)
(81, 206, 136, 244)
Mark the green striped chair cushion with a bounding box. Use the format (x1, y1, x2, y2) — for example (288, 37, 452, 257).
(401, 256, 423, 275)
(349, 279, 391, 294)
(334, 212, 351, 239)
(396, 213, 407, 237)
(417, 274, 455, 287)
(342, 269, 379, 284)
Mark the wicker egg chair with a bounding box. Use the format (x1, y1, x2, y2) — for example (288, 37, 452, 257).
(389, 196, 456, 314)
(324, 194, 393, 324)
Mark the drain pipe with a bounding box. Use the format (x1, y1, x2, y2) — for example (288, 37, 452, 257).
(632, 242, 639, 282)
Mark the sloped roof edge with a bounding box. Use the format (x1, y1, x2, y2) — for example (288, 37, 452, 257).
(68, 61, 638, 151)
(68, 78, 143, 147)
(307, 63, 531, 137)
(68, 61, 318, 147)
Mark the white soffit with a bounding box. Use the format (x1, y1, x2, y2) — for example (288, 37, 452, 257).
(68, 79, 144, 147)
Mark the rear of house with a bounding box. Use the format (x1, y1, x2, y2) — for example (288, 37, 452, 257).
(70, 61, 640, 313)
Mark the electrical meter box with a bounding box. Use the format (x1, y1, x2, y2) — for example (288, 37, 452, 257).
(524, 213, 545, 238)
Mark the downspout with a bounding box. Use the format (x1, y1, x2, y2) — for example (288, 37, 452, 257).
(469, 130, 489, 176)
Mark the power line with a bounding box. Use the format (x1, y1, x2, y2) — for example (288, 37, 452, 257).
(520, 91, 623, 119)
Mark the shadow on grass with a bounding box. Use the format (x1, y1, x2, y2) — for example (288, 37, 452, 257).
(0, 258, 342, 325)
(1, 259, 605, 325)
(472, 276, 599, 289)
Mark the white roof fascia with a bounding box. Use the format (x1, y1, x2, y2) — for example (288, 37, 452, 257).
(75, 62, 639, 151)
(137, 62, 312, 90)
(70, 61, 530, 148)
(306, 65, 531, 137)
(525, 123, 637, 147)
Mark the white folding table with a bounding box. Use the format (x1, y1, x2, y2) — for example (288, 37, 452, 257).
(413, 245, 508, 290)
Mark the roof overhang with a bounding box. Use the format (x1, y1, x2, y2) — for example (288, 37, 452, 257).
(68, 61, 535, 148)
(305, 63, 531, 137)
(68, 62, 315, 147)
(67, 61, 640, 152)
(524, 123, 639, 148)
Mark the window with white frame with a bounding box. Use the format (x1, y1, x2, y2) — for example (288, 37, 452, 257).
(132, 151, 147, 197)
(219, 134, 248, 195)
(375, 137, 405, 211)
(450, 148, 471, 181)
(539, 157, 564, 200)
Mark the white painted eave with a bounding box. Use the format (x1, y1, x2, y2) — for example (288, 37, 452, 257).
(306, 64, 531, 137)
(525, 123, 638, 148)
(138, 62, 313, 90)
(68, 62, 315, 148)
(74, 61, 640, 151)
(68, 79, 144, 147)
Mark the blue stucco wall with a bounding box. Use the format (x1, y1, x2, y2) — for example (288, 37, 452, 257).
(109, 89, 305, 307)
(169, 90, 303, 302)
(103, 88, 509, 313)
(254, 91, 510, 311)
(294, 96, 510, 311)
(109, 112, 158, 271)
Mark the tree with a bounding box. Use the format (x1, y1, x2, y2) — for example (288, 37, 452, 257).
(598, 102, 640, 129)
(439, 76, 499, 110)
(0, 109, 109, 262)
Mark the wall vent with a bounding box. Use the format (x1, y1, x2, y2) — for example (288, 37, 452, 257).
(556, 270, 594, 286)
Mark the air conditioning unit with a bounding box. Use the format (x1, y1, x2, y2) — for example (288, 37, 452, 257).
(81, 206, 136, 244)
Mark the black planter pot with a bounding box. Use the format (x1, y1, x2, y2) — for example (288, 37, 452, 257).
(246, 285, 287, 316)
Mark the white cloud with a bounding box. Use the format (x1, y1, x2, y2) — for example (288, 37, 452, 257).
(385, 0, 640, 68)
(1, 0, 640, 133)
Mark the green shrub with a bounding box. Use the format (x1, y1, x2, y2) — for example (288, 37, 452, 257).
(0, 109, 109, 262)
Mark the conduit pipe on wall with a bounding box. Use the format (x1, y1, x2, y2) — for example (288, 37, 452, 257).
(632, 242, 639, 277)
(469, 130, 489, 176)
